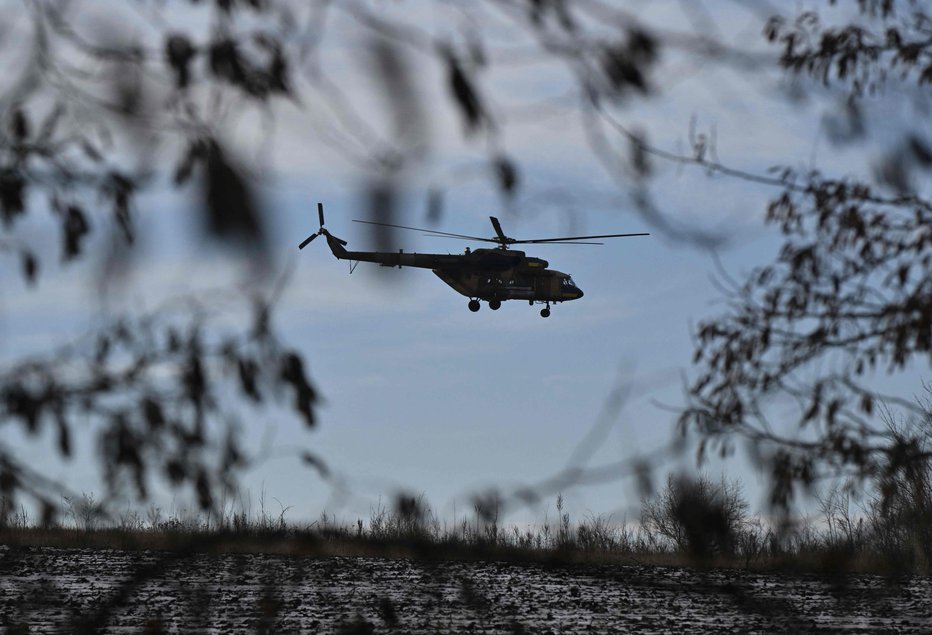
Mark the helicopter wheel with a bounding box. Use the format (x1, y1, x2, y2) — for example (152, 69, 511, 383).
(489, 299, 501, 311)
(540, 306, 551, 318)
(468, 299, 481, 312)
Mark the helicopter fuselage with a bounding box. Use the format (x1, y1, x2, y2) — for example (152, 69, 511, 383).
(327, 236, 583, 305)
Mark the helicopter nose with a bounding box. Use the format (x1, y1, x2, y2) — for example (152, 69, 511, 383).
(575, 287, 584, 299)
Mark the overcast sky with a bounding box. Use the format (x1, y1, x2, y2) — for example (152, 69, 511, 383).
(2, 0, 928, 526)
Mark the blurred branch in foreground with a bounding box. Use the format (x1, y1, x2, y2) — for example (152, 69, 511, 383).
(0, 289, 318, 527)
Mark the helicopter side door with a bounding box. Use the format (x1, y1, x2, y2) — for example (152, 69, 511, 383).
(502, 272, 534, 301)
(533, 273, 557, 301)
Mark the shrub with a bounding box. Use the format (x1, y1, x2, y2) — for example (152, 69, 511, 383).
(641, 474, 750, 557)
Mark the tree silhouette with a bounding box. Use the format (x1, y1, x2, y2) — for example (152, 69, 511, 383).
(680, 1, 932, 532)
(0, 0, 313, 521)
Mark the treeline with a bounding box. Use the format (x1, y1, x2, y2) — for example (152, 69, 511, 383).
(3, 474, 930, 574)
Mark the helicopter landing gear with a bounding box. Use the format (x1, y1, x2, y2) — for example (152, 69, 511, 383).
(489, 299, 501, 311)
(468, 299, 481, 312)
(540, 304, 551, 318)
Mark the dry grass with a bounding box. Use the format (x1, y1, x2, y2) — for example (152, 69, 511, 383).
(2, 488, 928, 576)
(0, 525, 919, 576)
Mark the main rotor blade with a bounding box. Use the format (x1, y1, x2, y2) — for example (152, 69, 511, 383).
(419, 234, 601, 244)
(524, 241, 604, 245)
(420, 234, 500, 243)
(298, 233, 318, 250)
(317, 202, 325, 227)
(489, 216, 509, 242)
(353, 219, 492, 242)
(516, 232, 650, 244)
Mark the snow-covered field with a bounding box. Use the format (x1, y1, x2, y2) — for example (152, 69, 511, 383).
(2, 545, 931, 632)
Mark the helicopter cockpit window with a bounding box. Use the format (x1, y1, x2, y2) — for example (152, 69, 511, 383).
(562, 276, 576, 288)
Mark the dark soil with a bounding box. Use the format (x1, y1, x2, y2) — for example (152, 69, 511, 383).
(1, 545, 930, 633)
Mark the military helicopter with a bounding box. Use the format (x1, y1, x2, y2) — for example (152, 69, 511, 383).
(299, 203, 648, 318)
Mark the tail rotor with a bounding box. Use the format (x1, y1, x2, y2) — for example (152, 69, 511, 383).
(298, 231, 318, 250)
(299, 202, 346, 249)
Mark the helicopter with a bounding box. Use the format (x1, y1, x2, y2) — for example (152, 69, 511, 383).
(299, 203, 649, 318)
